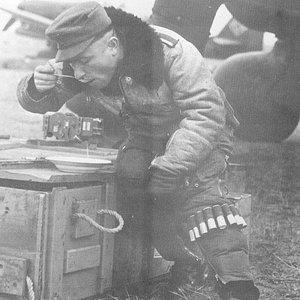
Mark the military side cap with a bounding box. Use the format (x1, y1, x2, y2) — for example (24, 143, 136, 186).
(46, 1, 112, 62)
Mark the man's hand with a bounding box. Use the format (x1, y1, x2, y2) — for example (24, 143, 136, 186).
(33, 59, 62, 93)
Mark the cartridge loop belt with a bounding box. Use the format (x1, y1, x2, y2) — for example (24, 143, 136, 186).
(186, 203, 247, 242)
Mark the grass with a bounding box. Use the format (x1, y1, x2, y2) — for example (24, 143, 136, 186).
(236, 142, 300, 299)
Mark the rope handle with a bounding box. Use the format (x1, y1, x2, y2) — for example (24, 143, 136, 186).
(26, 276, 35, 300)
(74, 209, 124, 233)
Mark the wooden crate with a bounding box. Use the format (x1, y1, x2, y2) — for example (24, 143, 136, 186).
(0, 143, 117, 300)
(0, 183, 116, 300)
(0, 142, 173, 299)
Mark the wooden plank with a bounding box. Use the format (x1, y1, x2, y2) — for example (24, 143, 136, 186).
(25, 144, 118, 159)
(0, 189, 47, 251)
(45, 188, 68, 300)
(0, 166, 115, 184)
(0, 189, 49, 299)
(72, 199, 98, 239)
(0, 255, 28, 296)
(0, 145, 117, 161)
(62, 269, 100, 300)
(64, 245, 101, 274)
(62, 186, 103, 300)
(0, 139, 118, 157)
(99, 176, 116, 292)
(33, 193, 49, 300)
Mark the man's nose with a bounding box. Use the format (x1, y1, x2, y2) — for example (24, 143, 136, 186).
(73, 66, 86, 80)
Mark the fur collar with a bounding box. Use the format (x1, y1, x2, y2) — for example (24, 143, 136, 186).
(105, 6, 165, 90)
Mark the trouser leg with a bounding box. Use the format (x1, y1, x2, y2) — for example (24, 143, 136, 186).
(115, 143, 196, 267)
(115, 143, 259, 298)
(153, 210, 259, 299)
(151, 150, 259, 299)
(152, 206, 204, 263)
(152, 203, 253, 280)
(193, 226, 252, 284)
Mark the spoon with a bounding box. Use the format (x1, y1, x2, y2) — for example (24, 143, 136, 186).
(54, 73, 76, 79)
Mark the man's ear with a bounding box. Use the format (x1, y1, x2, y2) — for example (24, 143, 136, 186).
(107, 37, 119, 55)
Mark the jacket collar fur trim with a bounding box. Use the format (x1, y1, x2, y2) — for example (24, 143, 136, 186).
(105, 7, 165, 90)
